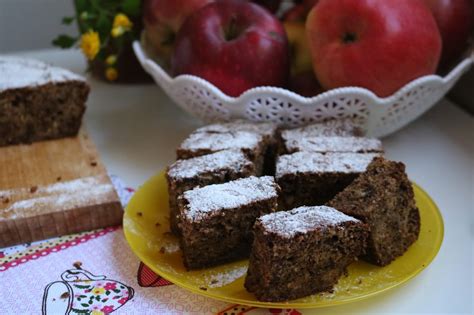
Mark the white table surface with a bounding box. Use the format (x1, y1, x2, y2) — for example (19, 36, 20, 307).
(6, 49, 474, 315)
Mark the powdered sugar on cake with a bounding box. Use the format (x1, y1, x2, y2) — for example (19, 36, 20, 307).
(167, 149, 252, 179)
(276, 152, 379, 177)
(282, 119, 363, 140)
(195, 120, 277, 137)
(0, 56, 85, 91)
(179, 131, 262, 152)
(259, 206, 359, 238)
(286, 136, 383, 153)
(182, 176, 277, 220)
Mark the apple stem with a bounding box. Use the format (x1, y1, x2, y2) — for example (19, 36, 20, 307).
(225, 16, 240, 41)
(342, 32, 357, 44)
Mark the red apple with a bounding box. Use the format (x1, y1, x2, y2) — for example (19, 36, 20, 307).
(423, 0, 474, 69)
(171, 0, 290, 97)
(252, 0, 282, 13)
(143, 0, 213, 66)
(306, 0, 442, 97)
(283, 0, 319, 22)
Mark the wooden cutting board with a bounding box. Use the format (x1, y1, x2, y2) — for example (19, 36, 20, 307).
(0, 130, 123, 247)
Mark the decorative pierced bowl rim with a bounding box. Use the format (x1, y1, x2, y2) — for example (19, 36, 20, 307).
(133, 41, 473, 106)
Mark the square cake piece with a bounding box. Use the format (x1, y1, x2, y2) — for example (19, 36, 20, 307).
(166, 149, 256, 234)
(328, 157, 420, 266)
(244, 206, 368, 302)
(195, 120, 278, 174)
(280, 119, 363, 151)
(177, 176, 279, 270)
(176, 130, 268, 175)
(276, 152, 379, 209)
(281, 135, 383, 155)
(0, 57, 89, 146)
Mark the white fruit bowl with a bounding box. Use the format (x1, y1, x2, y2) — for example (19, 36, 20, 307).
(133, 41, 473, 137)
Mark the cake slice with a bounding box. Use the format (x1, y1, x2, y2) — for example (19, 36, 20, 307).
(195, 120, 278, 174)
(328, 157, 420, 266)
(276, 152, 380, 209)
(166, 149, 256, 234)
(279, 119, 364, 152)
(0, 57, 89, 146)
(176, 130, 268, 175)
(195, 120, 277, 138)
(177, 176, 279, 270)
(281, 135, 383, 155)
(245, 206, 368, 302)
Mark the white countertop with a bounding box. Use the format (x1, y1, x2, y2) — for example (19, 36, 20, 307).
(7, 49, 474, 315)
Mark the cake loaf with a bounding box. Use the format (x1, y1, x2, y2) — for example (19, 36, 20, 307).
(0, 57, 89, 146)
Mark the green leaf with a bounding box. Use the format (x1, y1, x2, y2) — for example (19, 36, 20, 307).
(74, 0, 89, 13)
(80, 303, 89, 308)
(62, 16, 75, 25)
(73, 284, 91, 289)
(71, 308, 90, 314)
(122, 0, 141, 17)
(52, 34, 77, 48)
(96, 12, 112, 38)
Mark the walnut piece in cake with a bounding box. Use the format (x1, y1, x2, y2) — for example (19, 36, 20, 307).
(245, 206, 368, 302)
(177, 176, 279, 270)
(166, 149, 256, 234)
(328, 157, 420, 266)
(276, 152, 380, 209)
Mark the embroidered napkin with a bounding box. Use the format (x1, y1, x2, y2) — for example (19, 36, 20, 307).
(0, 177, 301, 315)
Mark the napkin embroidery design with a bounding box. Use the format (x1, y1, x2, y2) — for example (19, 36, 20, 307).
(42, 265, 134, 315)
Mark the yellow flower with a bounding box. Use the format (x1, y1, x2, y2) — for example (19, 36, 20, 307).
(111, 13, 133, 38)
(92, 287, 106, 295)
(80, 30, 100, 60)
(106, 55, 117, 65)
(105, 68, 118, 81)
(91, 311, 104, 315)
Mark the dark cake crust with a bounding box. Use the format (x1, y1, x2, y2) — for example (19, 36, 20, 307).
(328, 157, 421, 266)
(0, 81, 89, 146)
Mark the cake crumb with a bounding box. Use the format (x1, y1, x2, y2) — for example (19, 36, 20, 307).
(357, 279, 362, 285)
(155, 222, 161, 227)
(211, 280, 218, 284)
(90, 161, 97, 167)
(73, 261, 82, 269)
(136, 212, 143, 217)
(56, 176, 62, 181)
(2, 197, 9, 204)
(60, 292, 70, 299)
(159, 247, 166, 254)
(199, 287, 207, 291)
(30, 186, 38, 193)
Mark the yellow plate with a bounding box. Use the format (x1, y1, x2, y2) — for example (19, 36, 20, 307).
(123, 171, 444, 309)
